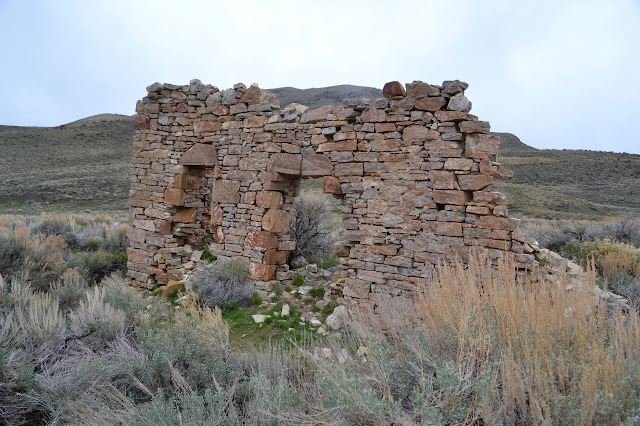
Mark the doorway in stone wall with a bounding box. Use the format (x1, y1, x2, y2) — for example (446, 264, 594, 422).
(286, 177, 344, 272)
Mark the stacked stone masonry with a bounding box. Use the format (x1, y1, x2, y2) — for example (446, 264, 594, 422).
(128, 79, 557, 313)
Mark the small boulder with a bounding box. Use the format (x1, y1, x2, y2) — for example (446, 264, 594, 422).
(326, 305, 348, 330)
(281, 304, 290, 317)
(382, 81, 406, 98)
(252, 314, 270, 324)
(291, 255, 308, 269)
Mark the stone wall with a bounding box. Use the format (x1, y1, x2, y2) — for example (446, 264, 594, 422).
(128, 79, 554, 312)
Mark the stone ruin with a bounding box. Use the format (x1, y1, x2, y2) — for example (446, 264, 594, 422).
(127, 78, 581, 314)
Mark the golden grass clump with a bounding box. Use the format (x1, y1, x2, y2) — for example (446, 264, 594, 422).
(417, 255, 640, 425)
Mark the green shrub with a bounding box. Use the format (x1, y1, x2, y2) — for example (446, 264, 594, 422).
(201, 249, 217, 263)
(313, 252, 338, 269)
(86, 236, 104, 251)
(80, 251, 125, 284)
(250, 293, 263, 306)
(309, 287, 324, 298)
(292, 274, 304, 287)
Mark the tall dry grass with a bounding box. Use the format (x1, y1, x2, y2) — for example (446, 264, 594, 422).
(416, 255, 640, 424)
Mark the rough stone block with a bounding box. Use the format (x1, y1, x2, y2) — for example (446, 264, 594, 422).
(210, 203, 224, 225)
(245, 231, 278, 249)
(323, 176, 341, 194)
(173, 207, 197, 223)
(174, 173, 201, 189)
(343, 278, 371, 299)
(250, 262, 276, 281)
(212, 180, 240, 203)
(444, 158, 474, 171)
(162, 280, 184, 297)
(460, 121, 490, 134)
(430, 170, 455, 189)
(465, 134, 501, 159)
(268, 153, 302, 175)
(262, 209, 291, 233)
(382, 81, 406, 98)
(256, 191, 283, 209)
(402, 125, 428, 143)
(433, 190, 472, 206)
(301, 153, 332, 177)
(415, 97, 446, 111)
(164, 188, 186, 206)
(335, 162, 363, 176)
(300, 105, 332, 123)
(406, 81, 439, 97)
(457, 174, 493, 191)
(135, 114, 150, 130)
(194, 121, 221, 133)
(179, 144, 218, 167)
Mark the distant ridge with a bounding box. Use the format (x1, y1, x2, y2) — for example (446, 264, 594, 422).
(267, 84, 383, 110)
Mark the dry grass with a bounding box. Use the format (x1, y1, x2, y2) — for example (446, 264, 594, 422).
(416, 255, 640, 424)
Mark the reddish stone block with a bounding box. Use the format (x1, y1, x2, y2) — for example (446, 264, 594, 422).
(465, 134, 501, 160)
(212, 180, 240, 203)
(176, 102, 188, 113)
(210, 203, 223, 225)
(335, 163, 363, 177)
(268, 153, 302, 175)
(402, 125, 428, 143)
(300, 105, 332, 124)
(179, 143, 218, 167)
(415, 97, 446, 112)
(430, 170, 455, 189)
(457, 174, 493, 191)
(173, 208, 197, 223)
(360, 109, 387, 123)
(342, 278, 371, 298)
(174, 173, 201, 189)
(434, 111, 478, 122)
(164, 188, 186, 206)
(239, 85, 260, 103)
(127, 248, 150, 264)
(317, 140, 357, 152)
(262, 209, 291, 233)
(135, 114, 150, 130)
(427, 222, 463, 237)
(245, 231, 278, 249)
(375, 123, 396, 133)
(466, 205, 490, 215)
(194, 121, 221, 133)
(444, 158, 474, 171)
(433, 190, 472, 205)
(301, 153, 332, 177)
(250, 262, 276, 281)
(460, 121, 490, 134)
(323, 176, 341, 194)
(256, 191, 283, 209)
(477, 216, 520, 231)
(382, 81, 406, 98)
(214, 226, 224, 243)
(244, 115, 267, 128)
(127, 227, 147, 244)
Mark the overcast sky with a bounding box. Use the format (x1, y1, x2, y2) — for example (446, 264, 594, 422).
(0, 0, 638, 153)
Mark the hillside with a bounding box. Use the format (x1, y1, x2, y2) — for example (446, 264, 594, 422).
(0, 114, 135, 212)
(0, 86, 638, 218)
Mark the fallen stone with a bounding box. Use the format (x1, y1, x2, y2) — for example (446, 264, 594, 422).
(326, 305, 348, 330)
(252, 314, 270, 324)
